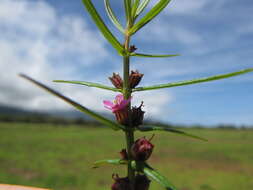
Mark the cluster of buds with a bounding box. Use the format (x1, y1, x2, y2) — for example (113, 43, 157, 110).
(106, 71, 144, 125)
(109, 70, 143, 90)
(115, 137, 154, 190)
(111, 174, 150, 190)
(107, 70, 153, 190)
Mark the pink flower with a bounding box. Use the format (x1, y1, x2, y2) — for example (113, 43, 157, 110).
(103, 94, 131, 113)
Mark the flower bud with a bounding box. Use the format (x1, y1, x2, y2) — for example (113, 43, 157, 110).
(129, 70, 144, 88)
(135, 175, 151, 190)
(129, 45, 137, 53)
(131, 102, 145, 126)
(111, 174, 130, 190)
(131, 136, 154, 161)
(119, 149, 128, 160)
(109, 73, 123, 89)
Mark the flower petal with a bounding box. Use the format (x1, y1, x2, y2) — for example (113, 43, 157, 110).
(115, 94, 124, 104)
(103, 100, 114, 110)
(118, 100, 130, 110)
(111, 105, 120, 113)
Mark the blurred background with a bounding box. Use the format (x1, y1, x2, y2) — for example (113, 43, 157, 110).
(0, 0, 253, 190)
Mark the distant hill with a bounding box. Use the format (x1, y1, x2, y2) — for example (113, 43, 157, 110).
(0, 105, 250, 128)
(0, 104, 32, 115)
(0, 104, 110, 125)
(0, 104, 89, 118)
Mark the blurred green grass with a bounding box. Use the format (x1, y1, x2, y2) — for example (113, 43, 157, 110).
(0, 122, 253, 190)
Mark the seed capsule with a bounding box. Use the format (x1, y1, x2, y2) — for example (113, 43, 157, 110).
(129, 70, 144, 88)
(131, 136, 154, 161)
(111, 174, 130, 190)
(109, 73, 123, 89)
(131, 101, 145, 126)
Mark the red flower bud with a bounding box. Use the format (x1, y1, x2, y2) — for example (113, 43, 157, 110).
(129, 70, 144, 88)
(131, 136, 154, 161)
(131, 101, 145, 126)
(109, 73, 123, 89)
(135, 175, 151, 190)
(120, 149, 128, 160)
(129, 45, 137, 53)
(111, 174, 130, 190)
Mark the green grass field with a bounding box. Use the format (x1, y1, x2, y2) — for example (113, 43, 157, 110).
(0, 122, 253, 190)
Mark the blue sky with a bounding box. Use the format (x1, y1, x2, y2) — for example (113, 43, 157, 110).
(0, 0, 253, 126)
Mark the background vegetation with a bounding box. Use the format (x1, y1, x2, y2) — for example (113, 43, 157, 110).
(0, 122, 252, 190)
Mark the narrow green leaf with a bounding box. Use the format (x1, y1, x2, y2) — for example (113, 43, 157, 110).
(124, 0, 132, 23)
(131, 0, 141, 18)
(138, 125, 208, 141)
(133, 68, 253, 92)
(53, 80, 121, 92)
(19, 74, 125, 131)
(144, 163, 178, 190)
(93, 159, 127, 168)
(135, 0, 151, 18)
(82, 0, 124, 54)
(129, 0, 171, 35)
(104, 0, 125, 33)
(131, 53, 180, 58)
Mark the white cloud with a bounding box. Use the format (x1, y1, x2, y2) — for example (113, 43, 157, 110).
(0, 0, 173, 121)
(0, 0, 108, 110)
(139, 21, 202, 45)
(132, 91, 173, 119)
(167, 0, 209, 14)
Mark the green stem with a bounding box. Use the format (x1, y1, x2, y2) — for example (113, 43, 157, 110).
(123, 32, 135, 189)
(125, 130, 135, 188)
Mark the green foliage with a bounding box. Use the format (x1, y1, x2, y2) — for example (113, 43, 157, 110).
(19, 74, 125, 131)
(133, 68, 253, 92)
(1, 124, 253, 190)
(138, 125, 208, 141)
(131, 0, 140, 19)
(144, 164, 177, 190)
(124, 0, 132, 23)
(135, 0, 151, 19)
(129, 0, 172, 35)
(104, 0, 125, 33)
(131, 53, 180, 58)
(53, 80, 121, 92)
(81, 0, 124, 54)
(93, 159, 127, 168)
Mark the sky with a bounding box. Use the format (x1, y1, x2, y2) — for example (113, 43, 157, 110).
(0, 0, 253, 126)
